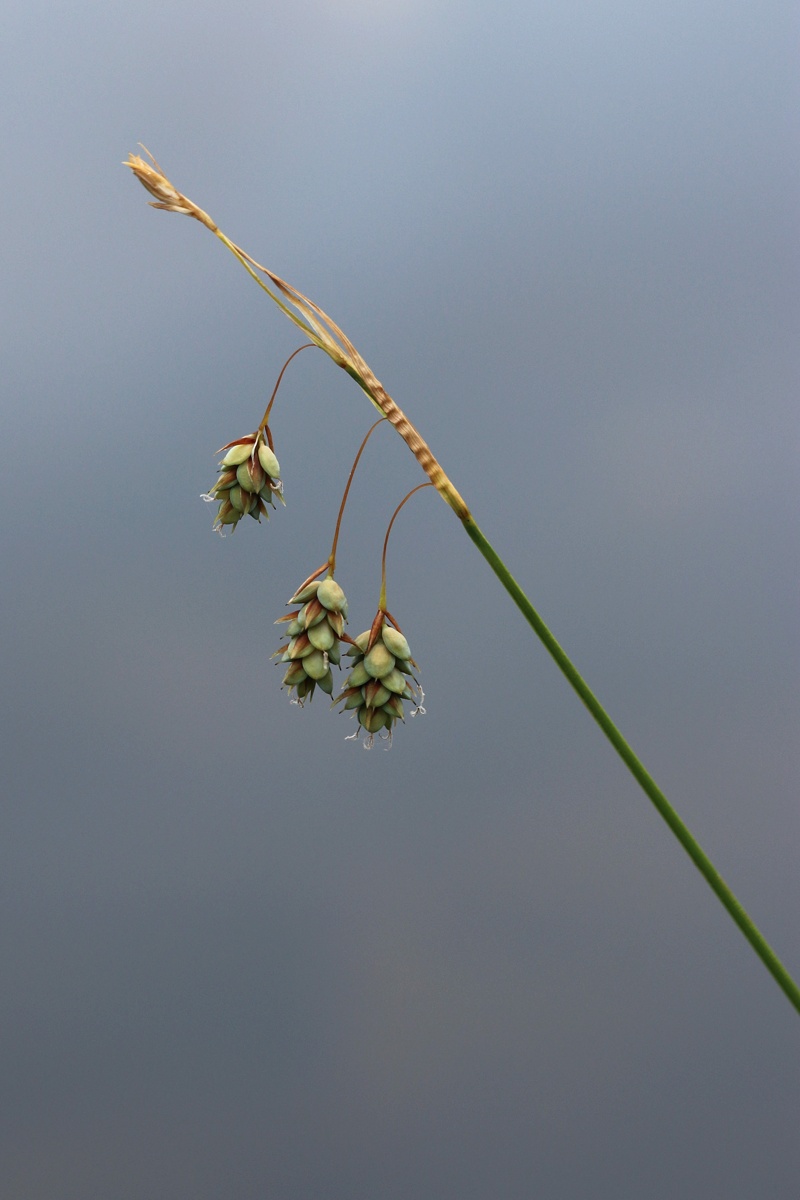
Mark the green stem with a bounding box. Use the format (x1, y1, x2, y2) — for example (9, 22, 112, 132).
(463, 514, 800, 1015)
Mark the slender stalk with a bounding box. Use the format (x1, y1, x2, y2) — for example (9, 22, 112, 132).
(328, 418, 387, 574)
(259, 343, 315, 431)
(126, 148, 800, 1014)
(379, 483, 434, 612)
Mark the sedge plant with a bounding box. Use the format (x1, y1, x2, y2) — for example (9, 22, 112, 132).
(125, 147, 800, 1015)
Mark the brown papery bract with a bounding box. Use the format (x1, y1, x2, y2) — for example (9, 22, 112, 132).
(124, 147, 218, 231)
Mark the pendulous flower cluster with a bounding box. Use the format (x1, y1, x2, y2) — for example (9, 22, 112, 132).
(275, 573, 349, 704)
(202, 431, 283, 533)
(336, 614, 423, 742)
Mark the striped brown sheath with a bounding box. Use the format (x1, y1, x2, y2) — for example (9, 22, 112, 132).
(362, 372, 470, 521)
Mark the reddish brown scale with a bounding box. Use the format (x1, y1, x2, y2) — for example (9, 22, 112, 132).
(248, 460, 267, 491)
(367, 610, 385, 653)
(328, 611, 345, 638)
(289, 633, 311, 658)
(293, 564, 329, 596)
(302, 598, 325, 629)
(218, 434, 257, 452)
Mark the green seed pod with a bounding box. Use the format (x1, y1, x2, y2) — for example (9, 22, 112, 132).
(381, 667, 408, 695)
(289, 581, 320, 605)
(346, 661, 371, 689)
(228, 485, 246, 513)
(257, 442, 281, 478)
(317, 577, 346, 612)
(340, 688, 362, 711)
(365, 707, 390, 733)
(359, 707, 377, 732)
(303, 649, 329, 680)
(316, 668, 334, 695)
(364, 681, 391, 709)
(364, 642, 395, 679)
(327, 643, 341, 666)
(220, 441, 255, 468)
(236, 459, 265, 493)
(282, 662, 307, 687)
(382, 626, 411, 661)
(308, 621, 335, 652)
(382, 695, 405, 720)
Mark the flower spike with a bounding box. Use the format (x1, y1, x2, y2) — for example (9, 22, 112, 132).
(203, 430, 283, 534)
(275, 570, 349, 705)
(335, 611, 422, 747)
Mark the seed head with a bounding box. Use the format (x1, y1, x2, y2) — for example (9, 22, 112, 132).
(275, 570, 349, 704)
(124, 147, 217, 230)
(202, 430, 283, 534)
(335, 612, 423, 746)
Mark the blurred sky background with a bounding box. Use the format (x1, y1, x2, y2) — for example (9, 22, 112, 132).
(2, 0, 799, 1196)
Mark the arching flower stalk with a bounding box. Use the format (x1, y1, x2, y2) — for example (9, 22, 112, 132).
(274, 419, 385, 707)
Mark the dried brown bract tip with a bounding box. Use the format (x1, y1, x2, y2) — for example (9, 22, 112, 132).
(124, 146, 217, 231)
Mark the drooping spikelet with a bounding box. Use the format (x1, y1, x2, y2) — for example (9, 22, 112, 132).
(202, 430, 283, 533)
(335, 612, 423, 745)
(275, 571, 349, 704)
(124, 148, 218, 230)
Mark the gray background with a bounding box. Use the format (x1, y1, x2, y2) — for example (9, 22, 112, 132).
(2, 1, 798, 1196)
